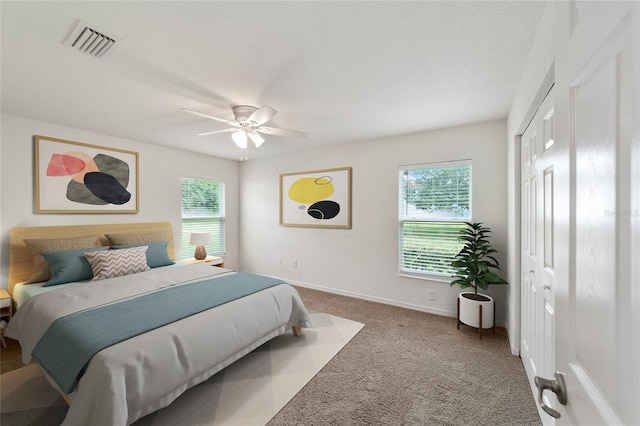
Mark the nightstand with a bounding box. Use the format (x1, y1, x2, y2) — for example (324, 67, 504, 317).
(0, 289, 11, 348)
(0, 289, 12, 321)
(181, 256, 224, 268)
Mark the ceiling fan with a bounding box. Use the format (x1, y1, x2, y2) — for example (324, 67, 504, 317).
(181, 105, 307, 148)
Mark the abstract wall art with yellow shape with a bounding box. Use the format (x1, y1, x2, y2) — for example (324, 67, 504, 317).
(280, 167, 351, 228)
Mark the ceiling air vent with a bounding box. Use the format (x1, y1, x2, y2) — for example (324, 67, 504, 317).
(64, 21, 121, 58)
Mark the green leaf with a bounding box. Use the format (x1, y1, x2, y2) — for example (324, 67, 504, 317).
(448, 222, 508, 290)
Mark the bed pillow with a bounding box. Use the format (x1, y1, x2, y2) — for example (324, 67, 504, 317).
(111, 241, 174, 268)
(105, 231, 167, 246)
(84, 246, 150, 281)
(23, 235, 103, 283)
(41, 247, 109, 287)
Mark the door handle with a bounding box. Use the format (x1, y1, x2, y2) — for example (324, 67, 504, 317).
(534, 372, 567, 418)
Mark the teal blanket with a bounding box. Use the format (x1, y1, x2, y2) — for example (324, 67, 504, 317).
(32, 272, 285, 393)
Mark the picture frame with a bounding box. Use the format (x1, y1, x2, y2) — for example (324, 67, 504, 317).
(280, 167, 351, 229)
(35, 135, 139, 213)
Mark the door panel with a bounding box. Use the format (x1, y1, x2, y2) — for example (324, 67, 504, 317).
(573, 52, 617, 400)
(543, 167, 553, 270)
(530, 175, 537, 258)
(542, 300, 555, 413)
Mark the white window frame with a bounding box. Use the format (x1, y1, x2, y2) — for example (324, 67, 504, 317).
(180, 176, 225, 259)
(398, 160, 472, 280)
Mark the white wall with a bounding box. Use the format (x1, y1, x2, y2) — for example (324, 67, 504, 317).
(240, 120, 510, 324)
(506, 1, 555, 354)
(0, 114, 240, 290)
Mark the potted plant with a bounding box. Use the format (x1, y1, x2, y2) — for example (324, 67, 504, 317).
(450, 222, 508, 337)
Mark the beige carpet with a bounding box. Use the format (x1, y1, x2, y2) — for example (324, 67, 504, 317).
(0, 312, 363, 425)
(268, 287, 542, 426)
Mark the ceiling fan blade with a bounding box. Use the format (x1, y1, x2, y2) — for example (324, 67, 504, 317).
(248, 105, 277, 126)
(181, 108, 239, 127)
(257, 126, 308, 138)
(197, 128, 238, 136)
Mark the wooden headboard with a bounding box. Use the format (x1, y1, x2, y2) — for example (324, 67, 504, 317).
(8, 222, 175, 294)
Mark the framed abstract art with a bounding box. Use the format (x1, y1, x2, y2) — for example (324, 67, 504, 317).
(35, 135, 139, 213)
(280, 167, 351, 229)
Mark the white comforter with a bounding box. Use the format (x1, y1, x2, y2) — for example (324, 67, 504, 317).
(6, 264, 312, 425)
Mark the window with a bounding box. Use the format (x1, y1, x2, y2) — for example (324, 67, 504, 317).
(399, 161, 471, 277)
(181, 177, 225, 258)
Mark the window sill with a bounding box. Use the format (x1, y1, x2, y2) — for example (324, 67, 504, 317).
(398, 272, 453, 284)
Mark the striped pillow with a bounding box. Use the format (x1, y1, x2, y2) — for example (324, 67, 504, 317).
(84, 246, 150, 281)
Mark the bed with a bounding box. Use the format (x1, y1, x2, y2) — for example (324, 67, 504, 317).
(4, 222, 312, 425)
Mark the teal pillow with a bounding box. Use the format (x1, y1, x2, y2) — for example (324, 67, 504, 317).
(41, 246, 109, 286)
(111, 240, 174, 268)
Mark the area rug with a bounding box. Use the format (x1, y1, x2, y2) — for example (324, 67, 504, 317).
(0, 312, 364, 426)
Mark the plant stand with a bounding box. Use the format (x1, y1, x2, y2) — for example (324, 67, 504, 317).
(457, 293, 495, 339)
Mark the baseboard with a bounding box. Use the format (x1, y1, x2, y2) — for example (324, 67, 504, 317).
(250, 272, 508, 328)
(284, 278, 458, 318)
(275, 277, 506, 329)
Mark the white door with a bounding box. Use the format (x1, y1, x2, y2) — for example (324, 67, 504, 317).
(547, 1, 640, 424)
(520, 89, 556, 426)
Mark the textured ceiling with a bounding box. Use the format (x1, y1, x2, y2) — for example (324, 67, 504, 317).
(1, 1, 546, 161)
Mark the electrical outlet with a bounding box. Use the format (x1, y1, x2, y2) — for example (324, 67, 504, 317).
(292, 260, 298, 268)
(428, 290, 437, 300)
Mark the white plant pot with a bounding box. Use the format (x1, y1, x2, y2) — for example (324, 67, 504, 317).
(458, 292, 494, 329)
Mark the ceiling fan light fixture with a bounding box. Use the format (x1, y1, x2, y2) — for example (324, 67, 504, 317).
(232, 130, 248, 148)
(248, 131, 265, 148)
(181, 104, 307, 149)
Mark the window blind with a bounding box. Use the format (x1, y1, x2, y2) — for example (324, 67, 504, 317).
(181, 177, 225, 258)
(399, 162, 471, 276)
(401, 221, 467, 275)
(399, 162, 471, 221)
